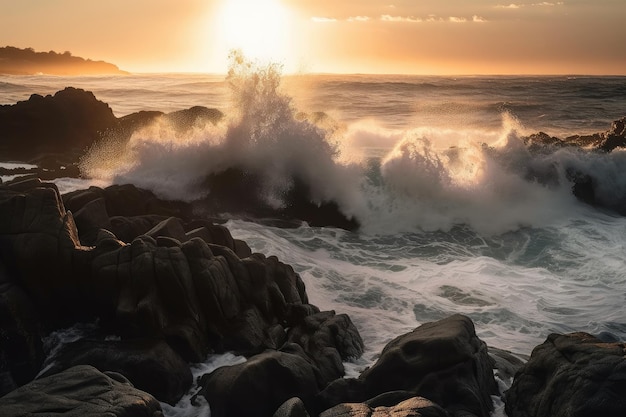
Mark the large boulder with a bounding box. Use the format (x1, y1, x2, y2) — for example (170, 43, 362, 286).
(0, 178, 89, 328)
(40, 338, 192, 405)
(0, 87, 117, 160)
(0, 365, 163, 416)
(201, 168, 360, 230)
(199, 349, 320, 417)
(505, 332, 626, 417)
(359, 314, 497, 417)
(317, 315, 497, 417)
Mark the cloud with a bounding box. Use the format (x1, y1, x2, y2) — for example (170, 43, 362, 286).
(496, 1, 564, 8)
(533, 1, 564, 5)
(311, 16, 337, 23)
(473, 15, 487, 22)
(449, 16, 467, 23)
(347, 16, 371, 22)
(381, 14, 422, 23)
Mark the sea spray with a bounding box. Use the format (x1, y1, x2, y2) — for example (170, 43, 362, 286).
(80, 52, 364, 215)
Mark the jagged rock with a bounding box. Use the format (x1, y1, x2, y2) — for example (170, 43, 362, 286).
(0, 87, 117, 160)
(72, 197, 112, 245)
(359, 314, 497, 417)
(202, 168, 360, 230)
(0, 180, 89, 328)
(599, 117, 626, 152)
(505, 332, 626, 417)
(0, 365, 163, 416)
(488, 347, 526, 385)
(199, 349, 319, 417)
(320, 396, 450, 417)
(165, 106, 223, 131)
(287, 311, 364, 386)
(40, 338, 191, 405)
(273, 397, 311, 417)
(0, 180, 364, 414)
(0, 277, 44, 396)
(317, 315, 497, 417)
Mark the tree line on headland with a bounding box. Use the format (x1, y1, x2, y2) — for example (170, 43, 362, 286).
(0, 46, 127, 75)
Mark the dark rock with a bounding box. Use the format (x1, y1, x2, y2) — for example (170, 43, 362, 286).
(201, 167, 359, 231)
(200, 349, 319, 417)
(0, 182, 89, 328)
(0, 278, 44, 396)
(488, 347, 526, 384)
(109, 215, 169, 243)
(144, 217, 188, 242)
(91, 235, 208, 362)
(287, 311, 364, 386)
(165, 106, 223, 131)
(0, 87, 117, 160)
(0, 179, 364, 415)
(315, 378, 367, 414)
(599, 117, 626, 152)
(40, 338, 191, 405)
(505, 332, 626, 417)
(0, 365, 163, 416)
(358, 314, 497, 417)
(72, 197, 112, 246)
(273, 397, 311, 417)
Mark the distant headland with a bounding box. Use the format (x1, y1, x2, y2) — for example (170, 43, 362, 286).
(0, 46, 128, 75)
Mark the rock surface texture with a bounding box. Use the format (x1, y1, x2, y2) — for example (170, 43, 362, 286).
(0, 365, 163, 416)
(0, 178, 363, 413)
(505, 332, 626, 417)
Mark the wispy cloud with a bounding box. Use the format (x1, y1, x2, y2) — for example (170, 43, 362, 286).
(311, 16, 337, 23)
(496, 1, 564, 8)
(381, 14, 422, 23)
(313, 14, 489, 25)
(347, 16, 371, 22)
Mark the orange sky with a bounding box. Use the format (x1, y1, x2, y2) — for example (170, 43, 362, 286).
(1, 0, 625, 75)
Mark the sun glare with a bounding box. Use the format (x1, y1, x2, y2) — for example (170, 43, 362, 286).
(215, 0, 292, 68)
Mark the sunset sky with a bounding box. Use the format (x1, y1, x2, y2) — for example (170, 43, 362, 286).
(1, 0, 625, 75)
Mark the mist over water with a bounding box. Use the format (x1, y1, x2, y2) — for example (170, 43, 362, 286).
(3, 64, 626, 416)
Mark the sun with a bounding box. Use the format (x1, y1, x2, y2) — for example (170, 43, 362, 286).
(215, 0, 292, 66)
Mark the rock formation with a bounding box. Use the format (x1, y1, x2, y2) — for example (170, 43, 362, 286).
(505, 332, 626, 417)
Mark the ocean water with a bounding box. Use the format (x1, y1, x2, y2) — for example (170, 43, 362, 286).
(2, 68, 626, 416)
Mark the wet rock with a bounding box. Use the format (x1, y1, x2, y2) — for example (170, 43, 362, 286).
(0, 279, 44, 396)
(505, 332, 626, 417)
(0, 88, 117, 160)
(287, 311, 364, 386)
(273, 397, 311, 417)
(200, 349, 319, 417)
(40, 338, 191, 405)
(358, 314, 497, 416)
(0, 365, 163, 416)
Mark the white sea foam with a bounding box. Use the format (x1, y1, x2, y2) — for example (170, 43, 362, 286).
(160, 353, 246, 417)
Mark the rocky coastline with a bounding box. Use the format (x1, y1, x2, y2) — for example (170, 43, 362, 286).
(1, 88, 625, 416)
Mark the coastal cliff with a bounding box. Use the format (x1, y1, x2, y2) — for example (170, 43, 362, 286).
(0, 46, 127, 75)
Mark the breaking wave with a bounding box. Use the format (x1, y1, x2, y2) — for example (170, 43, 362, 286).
(80, 54, 626, 235)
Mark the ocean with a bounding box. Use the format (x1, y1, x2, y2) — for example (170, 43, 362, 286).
(2, 70, 626, 416)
